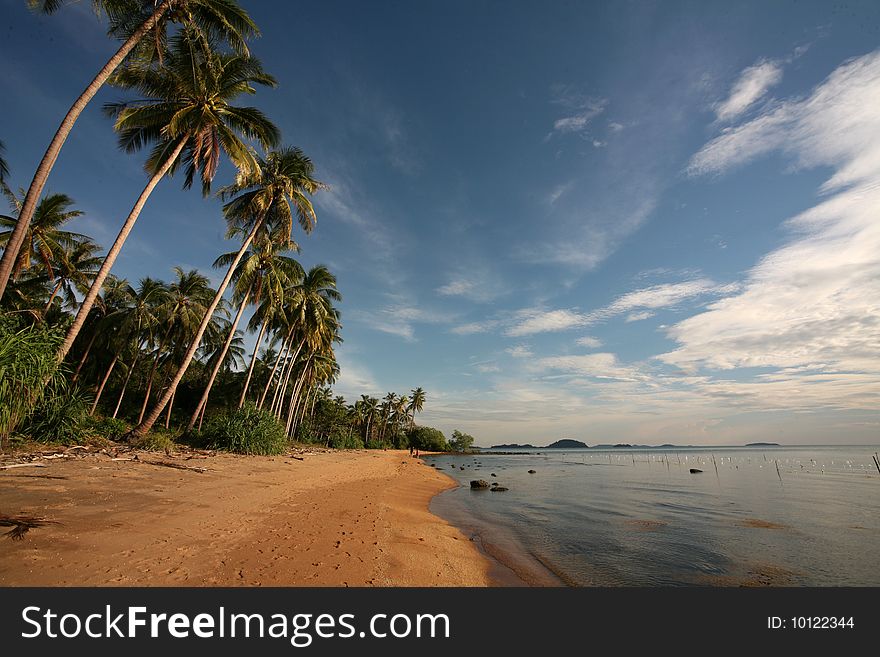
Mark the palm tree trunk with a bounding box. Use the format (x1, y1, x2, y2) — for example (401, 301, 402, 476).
(89, 355, 118, 416)
(237, 317, 268, 408)
(185, 287, 251, 433)
(71, 330, 98, 383)
(257, 332, 290, 409)
(271, 337, 302, 417)
(164, 388, 175, 429)
(138, 327, 173, 423)
(44, 279, 63, 315)
(57, 137, 187, 363)
(0, 0, 174, 301)
(112, 354, 139, 419)
(285, 362, 310, 436)
(130, 217, 265, 439)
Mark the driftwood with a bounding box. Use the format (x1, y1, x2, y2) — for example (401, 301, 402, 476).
(7, 474, 68, 480)
(0, 463, 47, 470)
(140, 460, 207, 474)
(0, 514, 57, 541)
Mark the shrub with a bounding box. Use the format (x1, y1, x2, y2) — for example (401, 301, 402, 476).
(20, 378, 91, 444)
(87, 416, 129, 441)
(201, 404, 287, 455)
(0, 319, 63, 443)
(133, 430, 176, 452)
(407, 425, 449, 452)
(328, 431, 364, 450)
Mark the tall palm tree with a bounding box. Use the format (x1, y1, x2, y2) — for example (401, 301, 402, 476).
(58, 33, 278, 363)
(409, 387, 426, 429)
(0, 139, 8, 182)
(0, 189, 87, 282)
(172, 147, 322, 436)
(110, 277, 166, 418)
(136, 267, 214, 422)
(43, 240, 103, 315)
(0, 0, 259, 300)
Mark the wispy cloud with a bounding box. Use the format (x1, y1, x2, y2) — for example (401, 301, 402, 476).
(625, 311, 654, 322)
(667, 49, 880, 393)
(436, 263, 509, 303)
(350, 302, 449, 342)
(714, 59, 783, 122)
(548, 84, 608, 136)
(575, 336, 603, 349)
(506, 344, 534, 358)
(503, 279, 730, 336)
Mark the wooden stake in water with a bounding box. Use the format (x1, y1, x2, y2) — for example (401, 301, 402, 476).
(712, 453, 719, 479)
(775, 459, 783, 485)
(872, 453, 880, 476)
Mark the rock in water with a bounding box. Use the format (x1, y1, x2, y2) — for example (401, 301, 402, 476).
(470, 480, 491, 489)
(689, 468, 703, 474)
(528, 469, 537, 474)
(491, 473, 497, 477)
(491, 486, 509, 492)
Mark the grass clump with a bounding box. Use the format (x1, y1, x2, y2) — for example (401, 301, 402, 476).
(200, 404, 287, 455)
(86, 416, 129, 441)
(132, 430, 176, 452)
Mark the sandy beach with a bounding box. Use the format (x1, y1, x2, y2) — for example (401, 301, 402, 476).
(0, 448, 495, 587)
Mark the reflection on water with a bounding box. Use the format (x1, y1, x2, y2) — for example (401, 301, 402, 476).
(428, 446, 880, 586)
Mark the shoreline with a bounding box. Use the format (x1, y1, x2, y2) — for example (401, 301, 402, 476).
(0, 448, 496, 587)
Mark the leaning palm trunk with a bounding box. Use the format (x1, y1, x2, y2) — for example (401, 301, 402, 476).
(58, 137, 187, 362)
(164, 388, 176, 429)
(71, 331, 98, 382)
(237, 317, 268, 408)
(89, 355, 118, 416)
(0, 0, 174, 301)
(185, 287, 252, 433)
(112, 353, 140, 419)
(284, 363, 309, 436)
(130, 217, 264, 439)
(271, 338, 304, 417)
(257, 332, 290, 410)
(44, 280, 63, 316)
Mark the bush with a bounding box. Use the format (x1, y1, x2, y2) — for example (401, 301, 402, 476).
(449, 429, 476, 452)
(20, 378, 91, 444)
(201, 404, 288, 455)
(133, 430, 176, 452)
(328, 431, 364, 450)
(0, 319, 64, 443)
(407, 425, 449, 452)
(87, 416, 129, 441)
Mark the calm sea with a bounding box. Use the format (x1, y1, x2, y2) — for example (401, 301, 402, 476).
(427, 446, 880, 586)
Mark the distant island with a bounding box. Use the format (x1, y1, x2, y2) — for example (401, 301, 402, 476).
(546, 439, 589, 448)
(744, 442, 781, 447)
(490, 443, 538, 449)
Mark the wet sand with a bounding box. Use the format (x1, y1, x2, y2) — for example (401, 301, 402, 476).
(0, 448, 495, 586)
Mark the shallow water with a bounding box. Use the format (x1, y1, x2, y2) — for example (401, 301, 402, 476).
(428, 446, 880, 586)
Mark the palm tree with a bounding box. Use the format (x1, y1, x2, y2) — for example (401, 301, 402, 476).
(44, 240, 103, 315)
(409, 387, 426, 429)
(0, 139, 8, 182)
(0, 0, 259, 300)
(0, 189, 87, 282)
(110, 277, 167, 418)
(58, 32, 278, 363)
(179, 147, 322, 434)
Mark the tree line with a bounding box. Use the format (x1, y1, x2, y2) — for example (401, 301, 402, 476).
(0, 1, 455, 453)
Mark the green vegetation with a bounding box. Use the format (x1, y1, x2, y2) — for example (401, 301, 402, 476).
(201, 405, 287, 455)
(0, 3, 431, 455)
(407, 426, 449, 452)
(449, 429, 476, 452)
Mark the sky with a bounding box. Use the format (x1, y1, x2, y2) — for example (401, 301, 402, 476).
(2, 0, 880, 446)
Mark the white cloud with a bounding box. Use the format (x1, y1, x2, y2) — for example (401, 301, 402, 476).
(715, 59, 783, 122)
(625, 311, 654, 322)
(575, 336, 603, 349)
(506, 344, 534, 358)
(665, 49, 880, 398)
(505, 308, 587, 337)
(476, 362, 501, 373)
(534, 352, 643, 382)
(608, 121, 625, 132)
(350, 303, 448, 342)
(436, 264, 508, 303)
(549, 85, 607, 135)
(451, 319, 502, 335)
(502, 279, 730, 337)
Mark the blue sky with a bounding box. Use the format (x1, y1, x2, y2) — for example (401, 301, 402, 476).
(2, 0, 880, 445)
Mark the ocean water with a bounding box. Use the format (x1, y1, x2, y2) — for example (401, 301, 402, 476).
(427, 446, 880, 586)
